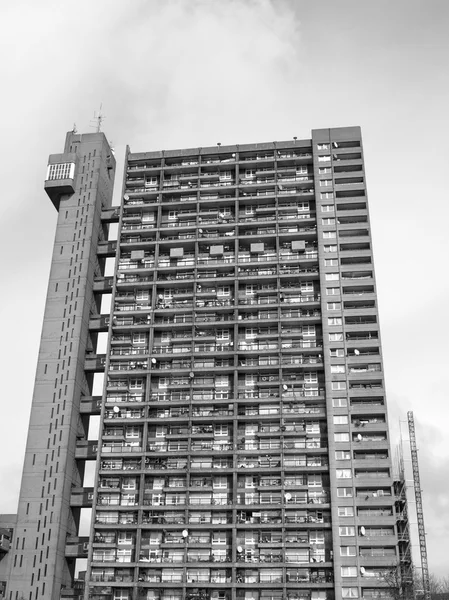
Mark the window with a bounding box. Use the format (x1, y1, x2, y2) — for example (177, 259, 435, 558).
(310, 531, 325, 545)
(245, 328, 257, 340)
(341, 567, 357, 577)
(245, 169, 256, 178)
(331, 365, 345, 373)
(319, 167, 331, 174)
(337, 487, 353, 497)
(320, 180, 332, 187)
(318, 155, 331, 163)
(332, 382, 347, 390)
(335, 433, 350, 443)
(339, 526, 356, 536)
(334, 416, 349, 426)
(304, 372, 318, 383)
(336, 469, 352, 479)
(317, 144, 330, 150)
(217, 286, 230, 297)
(215, 375, 229, 387)
(321, 204, 335, 212)
(328, 317, 342, 326)
(133, 333, 146, 344)
(323, 231, 337, 239)
(216, 330, 230, 340)
(330, 348, 344, 358)
(324, 245, 337, 253)
(325, 273, 340, 281)
(327, 302, 341, 311)
(342, 589, 359, 599)
(333, 398, 348, 407)
(245, 284, 256, 295)
(212, 531, 227, 544)
(46, 162, 75, 181)
(168, 210, 178, 220)
(308, 474, 322, 487)
(325, 259, 338, 266)
(321, 191, 334, 199)
(336, 450, 351, 460)
(129, 379, 143, 389)
(214, 425, 229, 437)
(245, 374, 257, 386)
(326, 287, 340, 296)
(329, 333, 344, 341)
(338, 507, 355, 517)
(302, 325, 316, 337)
(213, 476, 228, 489)
(301, 281, 314, 293)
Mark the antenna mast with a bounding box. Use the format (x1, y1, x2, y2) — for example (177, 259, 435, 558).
(90, 104, 105, 133)
(407, 411, 431, 600)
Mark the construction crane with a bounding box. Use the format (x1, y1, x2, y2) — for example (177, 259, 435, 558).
(407, 411, 431, 600)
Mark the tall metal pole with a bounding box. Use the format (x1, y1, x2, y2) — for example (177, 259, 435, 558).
(407, 411, 431, 600)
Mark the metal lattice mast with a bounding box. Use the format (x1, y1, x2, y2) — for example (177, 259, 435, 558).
(407, 411, 431, 600)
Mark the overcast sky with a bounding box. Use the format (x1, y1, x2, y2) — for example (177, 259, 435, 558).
(0, 0, 448, 578)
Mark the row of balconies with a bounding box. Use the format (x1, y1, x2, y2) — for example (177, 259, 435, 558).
(106, 308, 321, 328)
(119, 219, 316, 236)
(91, 551, 331, 565)
(126, 151, 313, 173)
(89, 567, 332, 584)
(92, 443, 388, 467)
(127, 173, 313, 188)
(94, 508, 328, 526)
(125, 182, 315, 198)
(107, 351, 323, 365)
(115, 252, 319, 271)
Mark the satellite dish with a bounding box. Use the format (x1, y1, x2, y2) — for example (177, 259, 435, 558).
(232, 153, 236, 158)
(354, 349, 360, 355)
(151, 358, 157, 365)
(285, 493, 292, 501)
(360, 567, 366, 575)
(357, 434, 362, 441)
(158, 294, 163, 299)
(199, 229, 203, 234)
(360, 526, 366, 536)
(113, 406, 120, 413)
(123, 194, 129, 201)
(189, 372, 195, 378)
(237, 546, 243, 553)
(182, 530, 188, 538)
(282, 384, 289, 391)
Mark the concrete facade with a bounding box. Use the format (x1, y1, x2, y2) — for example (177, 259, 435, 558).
(5, 127, 399, 600)
(6, 132, 116, 600)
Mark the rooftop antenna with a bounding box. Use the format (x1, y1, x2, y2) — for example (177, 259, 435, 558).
(90, 104, 105, 133)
